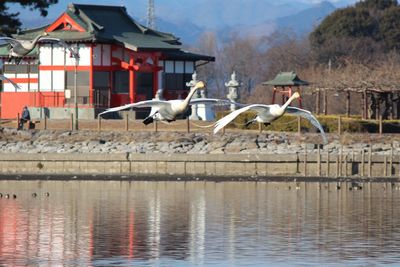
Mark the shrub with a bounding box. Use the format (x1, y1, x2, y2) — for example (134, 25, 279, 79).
(215, 111, 400, 133)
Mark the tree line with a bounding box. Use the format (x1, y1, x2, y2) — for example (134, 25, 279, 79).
(192, 0, 400, 119)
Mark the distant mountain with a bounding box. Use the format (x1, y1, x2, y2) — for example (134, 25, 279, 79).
(275, 1, 336, 36)
(148, 18, 204, 45)
(158, 1, 336, 44)
(17, 0, 343, 45)
(154, 0, 316, 30)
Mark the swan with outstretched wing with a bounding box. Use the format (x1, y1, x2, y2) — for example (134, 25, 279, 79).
(214, 92, 327, 144)
(0, 32, 79, 63)
(99, 81, 208, 125)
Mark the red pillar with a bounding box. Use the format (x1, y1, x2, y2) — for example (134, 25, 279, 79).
(272, 87, 276, 104)
(153, 56, 159, 97)
(89, 45, 94, 106)
(129, 56, 135, 103)
(297, 87, 302, 108)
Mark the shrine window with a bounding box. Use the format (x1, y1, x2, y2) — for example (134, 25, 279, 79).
(113, 70, 129, 93)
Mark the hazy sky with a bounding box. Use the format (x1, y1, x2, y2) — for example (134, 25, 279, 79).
(9, 0, 359, 20)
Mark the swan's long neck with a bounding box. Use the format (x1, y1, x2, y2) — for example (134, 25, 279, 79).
(28, 33, 46, 49)
(176, 87, 199, 113)
(281, 93, 299, 110)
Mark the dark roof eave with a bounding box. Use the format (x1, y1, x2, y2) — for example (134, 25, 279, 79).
(160, 50, 215, 62)
(263, 81, 310, 86)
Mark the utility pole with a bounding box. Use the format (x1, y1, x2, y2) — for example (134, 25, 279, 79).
(73, 44, 80, 130)
(147, 0, 155, 29)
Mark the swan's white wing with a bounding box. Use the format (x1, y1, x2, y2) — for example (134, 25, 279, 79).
(286, 106, 328, 144)
(190, 98, 241, 106)
(214, 104, 270, 134)
(38, 37, 63, 43)
(0, 37, 20, 46)
(0, 74, 21, 90)
(99, 100, 171, 116)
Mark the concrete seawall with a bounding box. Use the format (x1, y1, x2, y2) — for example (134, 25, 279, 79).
(0, 153, 399, 180)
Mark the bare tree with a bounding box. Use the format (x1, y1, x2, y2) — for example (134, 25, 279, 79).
(262, 31, 311, 80)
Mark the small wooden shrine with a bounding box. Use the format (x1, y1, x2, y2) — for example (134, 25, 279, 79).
(263, 71, 309, 108)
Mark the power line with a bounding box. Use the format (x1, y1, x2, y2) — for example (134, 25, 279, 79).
(147, 0, 155, 29)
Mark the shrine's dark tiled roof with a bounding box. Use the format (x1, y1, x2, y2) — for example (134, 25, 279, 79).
(263, 71, 310, 86)
(0, 3, 214, 62)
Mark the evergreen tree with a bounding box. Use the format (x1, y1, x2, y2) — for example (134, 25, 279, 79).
(310, 0, 400, 64)
(0, 0, 58, 35)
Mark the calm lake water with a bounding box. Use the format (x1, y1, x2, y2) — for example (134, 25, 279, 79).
(1, 180, 400, 266)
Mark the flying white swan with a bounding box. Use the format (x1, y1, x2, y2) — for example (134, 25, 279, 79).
(214, 92, 328, 144)
(99, 81, 223, 124)
(0, 73, 21, 90)
(0, 32, 79, 63)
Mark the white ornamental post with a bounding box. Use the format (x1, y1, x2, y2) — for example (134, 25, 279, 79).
(225, 71, 240, 111)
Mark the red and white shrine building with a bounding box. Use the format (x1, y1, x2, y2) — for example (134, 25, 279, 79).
(0, 3, 214, 119)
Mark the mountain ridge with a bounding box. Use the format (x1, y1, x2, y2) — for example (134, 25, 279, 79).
(18, 1, 346, 45)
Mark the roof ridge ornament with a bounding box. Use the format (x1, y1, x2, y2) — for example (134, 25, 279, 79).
(68, 3, 76, 13)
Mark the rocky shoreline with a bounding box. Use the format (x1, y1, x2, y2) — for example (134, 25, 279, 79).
(0, 127, 398, 155)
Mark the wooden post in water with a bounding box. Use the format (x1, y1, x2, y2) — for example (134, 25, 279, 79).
(352, 150, 355, 176)
(186, 117, 190, 133)
(44, 116, 47, 130)
(339, 145, 343, 176)
(336, 155, 339, 177)
(379, 115, 383, 135)
(98, 116, 101, 132)
(125, 113, 129, 131)
(70, 113, 74, 131)
(368, 145, 372, 177)
(384, 155, 387, 177)
(154, 120, 158, 132)
(317, 145, 321, 176)
(390, 145, 393, 177)
(304, 148, 307, 177)
(361, 150, 365, 177)
(326, 152, 330, 177)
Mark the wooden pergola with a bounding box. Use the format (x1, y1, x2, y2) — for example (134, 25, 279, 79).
(312, 87, 400, 120)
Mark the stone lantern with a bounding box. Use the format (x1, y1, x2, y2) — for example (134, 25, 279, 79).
(225, 71, 240, 111)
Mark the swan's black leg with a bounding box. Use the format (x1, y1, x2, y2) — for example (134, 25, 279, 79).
(245, 118, 255, 128)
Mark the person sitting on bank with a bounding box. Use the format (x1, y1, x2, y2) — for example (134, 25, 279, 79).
(19, 106, 31, 130)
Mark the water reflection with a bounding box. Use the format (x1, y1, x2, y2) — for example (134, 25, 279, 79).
(0, 181, 400, 266)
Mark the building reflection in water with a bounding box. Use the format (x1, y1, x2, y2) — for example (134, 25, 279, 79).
(0, 181, 400, 266)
